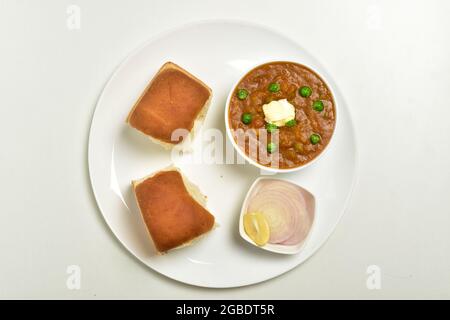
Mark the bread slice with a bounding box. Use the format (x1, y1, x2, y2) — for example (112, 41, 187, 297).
(126, 62, 212, 149)
(132, 166, 215, 253)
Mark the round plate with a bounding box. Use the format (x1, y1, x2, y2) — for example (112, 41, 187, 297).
(88, 20, 357, 288)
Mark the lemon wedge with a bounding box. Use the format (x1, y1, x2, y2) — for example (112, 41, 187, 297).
(243, 212, 270, 246)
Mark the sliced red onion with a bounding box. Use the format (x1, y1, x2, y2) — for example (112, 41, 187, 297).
(248, 190, 298, 243)
(246, 179, 313, 246)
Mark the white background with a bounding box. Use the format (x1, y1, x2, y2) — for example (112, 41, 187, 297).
(0, 0, 449, 299)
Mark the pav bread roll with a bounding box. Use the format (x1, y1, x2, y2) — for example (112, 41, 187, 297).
(126, 62, 212, 149)
(132, 166, 215, 253)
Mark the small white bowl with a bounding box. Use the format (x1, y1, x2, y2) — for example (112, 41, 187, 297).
(224, 60, 337, 173)
(239, 177, 316, 255)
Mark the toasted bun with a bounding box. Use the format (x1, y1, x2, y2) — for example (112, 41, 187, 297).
(126, 62, 212, 150)
(132, 166, 215, 253)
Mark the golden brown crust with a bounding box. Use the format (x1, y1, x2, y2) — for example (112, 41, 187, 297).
(132, 169, 215, 253)
(126, 62, 212, 145)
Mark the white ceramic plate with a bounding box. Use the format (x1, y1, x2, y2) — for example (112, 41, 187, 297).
(88, 20, 358, 288)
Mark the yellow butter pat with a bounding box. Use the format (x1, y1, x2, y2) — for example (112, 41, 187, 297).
(262, 99, 295, 127)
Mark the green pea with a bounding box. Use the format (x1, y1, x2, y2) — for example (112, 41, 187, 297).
(241, 113, 252, 124)
(237, 89, 249, 100)
(312, 100, 324, 112)
(310, 133, 321, 145)
(268, 82, 280, 93)
(299, 86, 312, 98)
(265, 123, 278, 133)
(285, 119, 297, 127)
(267, 142, 277, 153)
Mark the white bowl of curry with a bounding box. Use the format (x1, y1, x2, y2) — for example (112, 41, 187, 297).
(225, 61, 337, 172)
